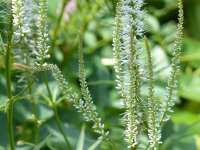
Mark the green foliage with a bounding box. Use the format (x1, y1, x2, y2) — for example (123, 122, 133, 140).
(0, 0, 200, 150)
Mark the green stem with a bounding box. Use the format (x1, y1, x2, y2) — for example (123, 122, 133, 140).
(11, 36, 23, 48)
(23, 41, 40, 145)
(5, 11, 15, 150)
(31, 95, 39, 145)
(42, 72, 53, 99)
(145, 143, 150, 150)
(42, 72, 73, 150)
(107, 137, 120, 150)
(7, 100, 15, 150)
(52, 105, 73, 150)
(27, 75, 39, 144)
(130, 145, 138, 150)
(12, 73, 39, 101)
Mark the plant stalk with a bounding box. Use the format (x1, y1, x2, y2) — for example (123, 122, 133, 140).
(52, 104, 73, 150)
(5, 11, 15, 150)
(107, 137, 120, 150)
(12, 73, 39, 101)
(31, 95, 39, 145)
(23, 41, 40, 145)
(27, 80, 39, 145)
(42, 72, 73, 150)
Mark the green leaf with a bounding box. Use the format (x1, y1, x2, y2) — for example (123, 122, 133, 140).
(161, 122, 198, 150)
(178, 72, 200, 102)
(37, 90, 51, 103)
(87, 140, 102, 150)
(88, 55, 110, 106)
(84, 31, 97, 47)
(13, 100, 34, 122)
(37, 104, 54, 120)
(0, 34, 6, 53)
(152, 45, 170, 82)
(33, 134, 52, 150)
(76, 124, 85, 150)
(144, 14, 160, 33)
(0, 105, 5, 111)
(171, 109, 200, 126)
(47, 0, 61, 18)
(56, 94, 68, 104)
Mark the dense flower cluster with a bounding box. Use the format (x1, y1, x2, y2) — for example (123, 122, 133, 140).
(12, 0, 29, 36)
(36, 0, 50, 65)
(113, 0, 146, 148)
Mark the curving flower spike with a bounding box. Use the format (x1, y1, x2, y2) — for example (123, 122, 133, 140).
(16, 61, 108, 140)
(78, 33, 109, 140)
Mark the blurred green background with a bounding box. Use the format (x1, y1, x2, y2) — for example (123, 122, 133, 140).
(0, 0, 200, 149)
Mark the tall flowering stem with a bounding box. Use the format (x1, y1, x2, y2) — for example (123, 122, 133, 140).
(35, 1, 74, 149)
(145, 38, 161, 149)
(5, 0, 31, 147)
(5, 0, 25, 149)
(113, 0, 145, 148)
(160, 0, 184, 124)
(113, 2, 127, 106)
(6, 6, 15, 150)
(125, 29, 141, 148)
